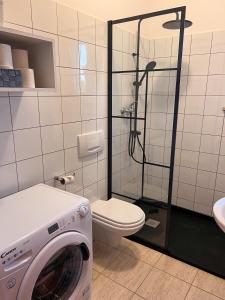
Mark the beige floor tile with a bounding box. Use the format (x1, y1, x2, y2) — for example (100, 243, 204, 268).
(92, 274, 134, 300)
(186, 286, 221, 300)
(136, 267, 190, 300)
(131, 294, 145, 300)
(103, 252, 152, 292)
(155, 254, 198, 283)
(193, 270, 225, 300)
(121, 238, 162, 266)
(92, 269, 100, 281)
(93, 240, 120, 272)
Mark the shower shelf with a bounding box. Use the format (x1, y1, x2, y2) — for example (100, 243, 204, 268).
(0, 26, 56, 92)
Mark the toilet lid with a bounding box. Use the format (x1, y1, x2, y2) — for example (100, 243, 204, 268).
(91, 198, 145, 225)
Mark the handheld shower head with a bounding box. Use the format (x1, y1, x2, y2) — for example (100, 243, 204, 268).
(133, 61, 157, 87)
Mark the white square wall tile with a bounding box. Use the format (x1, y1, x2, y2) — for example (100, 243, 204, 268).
(182, 133, 201, 151)
(211, 30, 225, 53)
(195, 186, 214, 206)
(177, 198, 194, 210)
(178, 182, 195, 201)
(41, 125, 63, 154)
(98, 179, 107, 200)
(191, 32, 212, 54)
(59, 36, 79, 68)
(179, 166, 197, 185)
(10, 97, 39, 130)
(216, 173, 225, 192)
(80, 70, 96, 95)
(97, 72, 107, 96)
(207, 75, 225, 95)
(62, 97, 81, 123)
(0, 98, 12, 132)
(186, 76, 207, 96)
(194, 203, 212, 216)
(96, 20, 107, 47)
(202, 116, 223, 135)
(79, 42, 96, 70)
(198, 153, 218, 172)
(189, 54, 210, 76)
(17, 156, 43, 190)
(81, 96, 96, 120)
(204, 96, 225, 117)
(83, 163, 98, 187)
(112, 27, 123, 51)
(172, 35, 191, 56)
(63, 122, 81, 149)
(154, 37, 172, 58)
(0, 132, 15, 166)
(220, 137, 225, 155)
(217, 155, 225, 174)
(78, 12, 95, 44)
(31, 0, 57, 34)
(185, 96, 205, 115)
(57, 4, 78, 39)
(39, 97, 62, 126)
(97, 96, 107, 118)
(209, 53, 225, 75)
(180, 150, 199, 169)
(84, 183, 98, 203)
(43, 150, 64, 181)
(200, 135, 221, 154)
(183, 115, 203, 133)
(196, 170, 216, 189)
(65, 147, 82, 172)
(60, 68, 80, 96)
(14, 128, 42, 161)
(3, 0, 32, 27)
(96, 46, 107, 72)
(0, 163, 18, 198)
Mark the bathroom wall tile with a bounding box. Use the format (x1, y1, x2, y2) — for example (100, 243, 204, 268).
(220, 137, 225, 155)
(209, 53, 225, 75)
(172, 35, 191, 57)
(207, 75, 225, 95)
(178, 182, 195, 201)
(186, 76, 207, 95)
(198, 153, 218, 172)
(113, 27, 123, 52)
(194, 203, 212, 216)
(185, 96, 205, 115)
(59, 36, 79, 68)
(81, 96, 97, 120)
(0, 98, 12, 132)
(211, 30, 225, 53)
(10, 97, 39, 130)
(57, 4, 78, 39)
(96, 46, 107, 72)
(97, 96, 107, 118)
(195, 186, 214, 206)
(97, 72, 107, 96)
(80, 70, 97, 95)
(79, 42, 96, 70)
(0, 163, 18, 198)
(96, 20, 107, 47)
(60, 68, 80, 96)
(31, 0, 57, 34)
(43, 150, 64, 181)
(3, 0, 32, 27)
(41, 125, 63, 154)
(179, 166, 197, 185)
(83, 163, 98, 187)
(62, 97, 81, 123)
(39, 97, 62, 126)
(200, 135, 221, 154)
(14, 128, 42, 161)
(191, 32, 212, 54)
(180, 150, 199, 169)
(183, 115, 203, 133)
(177, 198, 194, 210)
(196, 170, 216, 189)
(189, 54, 210, 76)
(154, 37, 172, 58)
(202, 116, 223, 135)
(98, 179, 107, 200)
(217, 155, 225, 174)
(182, 133, 201, 151)
(84, 182, 98, 203)
(204, 96, 224, 117)
(214, 190, 224, 203)
(17, 156, 43, 190)
(82, 119, 97, 133)
(98, 159, 107, 181)
(63, 122, 81, 149)
(66, 168, 83, 194)
(78, 12, 95, 44)
(215, 173, 225, 192)
(65, 147, 82, 172)
(0, 132, 15, 166)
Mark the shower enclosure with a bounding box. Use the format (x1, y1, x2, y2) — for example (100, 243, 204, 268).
(108, 7, 185, 249)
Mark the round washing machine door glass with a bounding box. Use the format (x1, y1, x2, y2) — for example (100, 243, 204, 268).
(17, 232, 91, 300)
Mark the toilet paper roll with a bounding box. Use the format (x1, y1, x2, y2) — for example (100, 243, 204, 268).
(57, 175, 75, 185)
(12, 49, 29, 69)
(19, 68, 35, 88)
(0, 43, 13, 69)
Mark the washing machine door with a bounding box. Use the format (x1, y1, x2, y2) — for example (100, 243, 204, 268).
(17, 232, 91, 300)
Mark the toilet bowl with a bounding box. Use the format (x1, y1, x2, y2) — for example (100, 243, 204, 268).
(91, 198, 145, 247)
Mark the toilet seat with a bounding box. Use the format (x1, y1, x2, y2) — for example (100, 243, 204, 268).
(91, 198, 145, 229)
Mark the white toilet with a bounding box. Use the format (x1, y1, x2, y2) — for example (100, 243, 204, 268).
(91, 198, 145, 247)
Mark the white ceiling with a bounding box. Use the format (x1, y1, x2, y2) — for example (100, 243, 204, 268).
(56, 0, 225, 38)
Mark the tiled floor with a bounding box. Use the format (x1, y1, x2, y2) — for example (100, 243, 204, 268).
(92, 238, 225, 300)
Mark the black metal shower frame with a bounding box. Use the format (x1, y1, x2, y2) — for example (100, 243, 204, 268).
(107, 6, 185, 249)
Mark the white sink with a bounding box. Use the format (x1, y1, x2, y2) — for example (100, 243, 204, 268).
(213, 198, 225, 233)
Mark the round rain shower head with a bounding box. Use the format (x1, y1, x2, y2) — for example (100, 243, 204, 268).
(163, 12, 192, 30)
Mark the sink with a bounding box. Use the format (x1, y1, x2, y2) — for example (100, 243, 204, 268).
(213, 198, 225, 233)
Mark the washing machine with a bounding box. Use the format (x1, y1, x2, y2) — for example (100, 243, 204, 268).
(0, 184, 92, 300)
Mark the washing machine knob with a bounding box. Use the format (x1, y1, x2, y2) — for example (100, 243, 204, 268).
(79, 206, 88, 217)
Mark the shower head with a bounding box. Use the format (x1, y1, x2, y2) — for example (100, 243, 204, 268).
(163, 12, 192, 30)
(146, 61, 157, 71)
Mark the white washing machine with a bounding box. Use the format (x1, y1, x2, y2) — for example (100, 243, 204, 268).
(0, 184, 92, 300)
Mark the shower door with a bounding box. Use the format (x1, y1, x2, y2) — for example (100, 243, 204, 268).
(108, 7, 185, 249)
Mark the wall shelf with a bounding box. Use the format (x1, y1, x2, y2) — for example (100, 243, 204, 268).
(0, 26, 56, 92)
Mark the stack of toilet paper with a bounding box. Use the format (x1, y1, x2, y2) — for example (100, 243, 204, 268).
(0, 43, 35, 88)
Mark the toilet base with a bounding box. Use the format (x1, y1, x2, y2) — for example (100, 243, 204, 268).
(92, 222, 121, 248)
